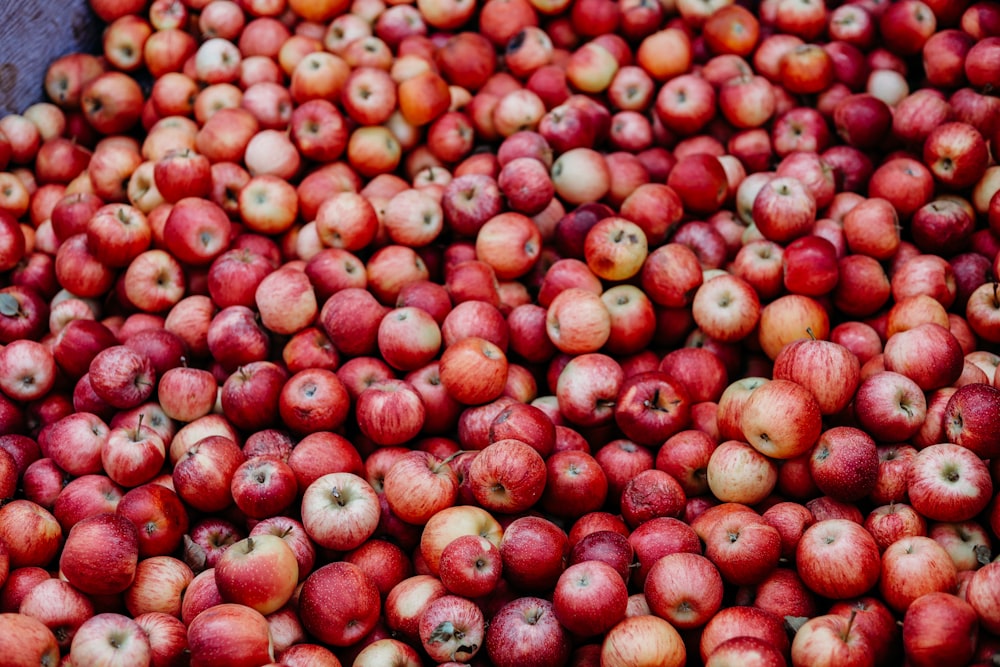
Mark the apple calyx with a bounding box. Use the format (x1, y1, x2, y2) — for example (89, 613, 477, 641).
(940, 463, 961, 484)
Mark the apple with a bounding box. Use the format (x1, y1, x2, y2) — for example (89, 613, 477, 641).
(214, 534, 298, 615)
(538, 449, 609, 519)
(790, 612, 875, 667)
(907, 443, 993, 522)
(485, 596, 572, 667)
(278, 368, 350, 435)
(552, 559, 629, 638)
(864, 502, 929, 553)
(966, 561, 1000, 635)
(172, 434, 244, 513)
(468, 438, 547, 514)
(903, 591, 979, 667)
(69, 613, 151, 667)
(298, 561, 381, 648)
(49, 474, 121, 532)
(942, 382, 1000, 458)
(601, 614, 686, 667)
(853, 371, 928, 443)
(741, 379, 822, 460)
(0, 612, 61, 667)
(18, 576, 95, 651)
(186, 603, 274, 667)
(644, 552, 724, 630)
(382, 450, 459, 525)
(556, 352, 624, 428)
(499, 515, 569, 593)
(101, 418, 167, 488)
(418, 594, 485, 663)
(87, 345, 156, 410)
(219, 361, 287, 433)
(59, 511, 139, 597)
(133, 612, 189, 667)
(879, 535, 958, 613)
(809, 427, 879, 503)
(796, 519, 881, 599)
(438, 534, 503, 599)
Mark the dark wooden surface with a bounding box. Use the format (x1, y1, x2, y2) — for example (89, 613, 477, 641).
(0, 0, 104, 114)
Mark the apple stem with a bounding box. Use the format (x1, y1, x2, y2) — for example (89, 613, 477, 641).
(437, 450, 468, 469)
(842, 610, 857, 641)
(805, 327, 815, 340)
(330, 486, 345, 506)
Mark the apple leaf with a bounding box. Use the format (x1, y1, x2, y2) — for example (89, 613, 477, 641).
(182, 535, 208, 573)
(0, 293, 20, 317)
(976, 544, 992, 566)
(785, 616, 809, 633)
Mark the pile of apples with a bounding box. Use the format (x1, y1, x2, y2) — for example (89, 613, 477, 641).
(3, 0, 1000, 664)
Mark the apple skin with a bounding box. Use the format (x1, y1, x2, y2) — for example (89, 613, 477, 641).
(0, 500, 63, 570)
(772, 338, 861, 416)
(902, 591, 979, 667)
(698, 605, 789, 664)
(0, 612, 61, 667)
(499, 515, 570, 594)
(966, 561, 1000, 635)
(796, 519, 881, 600)
(185, 603, 274, 667)
(882, 322, 964, 391)
(879, 535, 958, 614)
(790, 612, 875, 667)
(468, 438, 547, 514)
(602, 614, 687, 667)
(298, 561, 381, 647)
(644, 552, 724, 630)
(214, 534, 299, 616)
(18, 576, 96, 651)
(485, 596, 572, 667)
(741, 378, 823, 460)
(809, 427, 879, 503)
(59, 512, 139, 597)
(906, 443, 993, 523)
(942, 382, 1000, 458)
(552, 559, 629, 637)
(853, 371, 928, 443)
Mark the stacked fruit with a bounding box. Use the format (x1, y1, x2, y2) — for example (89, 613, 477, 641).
(1, 0, 1000, 665)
